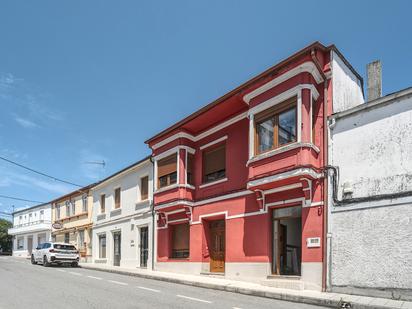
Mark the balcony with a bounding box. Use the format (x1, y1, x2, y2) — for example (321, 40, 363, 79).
(8, 220, 52, 236)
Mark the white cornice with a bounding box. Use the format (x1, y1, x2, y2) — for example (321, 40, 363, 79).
(243, 61, 324, 104)
(152, 112, 248, 150)
(247, 168, 323, 189)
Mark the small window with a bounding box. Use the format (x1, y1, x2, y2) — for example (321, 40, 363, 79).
(71, 201, 76, 216)
(157, 154, 177, 189)
(202, 144, 226, 183)
(100, 194, 106, 213)
(255, 98, 297, 155)
(64, 233, 70, 244)
(99, 234, 106, 258)
(65, 201, 70, 217)
(114, 188, 121, 209)
(140, 176, 149, 201)
(82, 196, 88, 212)
(171, 223, 190, 259)
(187, 153, 194, 185)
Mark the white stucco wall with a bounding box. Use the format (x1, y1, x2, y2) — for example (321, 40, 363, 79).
(331, 51, 364, 114)
(91, 159, 154, 269)
(329, 92, 412, 300)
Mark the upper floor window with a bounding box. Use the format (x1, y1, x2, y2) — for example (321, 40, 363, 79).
(65, 201, 70, 217)
(56, 205, 60, 220)
(203, 144, 226, 183)
(187, 153, 194, 186)
(157, 154, 177, 189)
(100, 194, 106, 213)
(114, 188, 121, 209)
(140, 176, 149, 201)
(71, 201, 76, 215)
(82, 196, 87, 213)
(255, 99, 297, 155)
(40, 210, 44, 221)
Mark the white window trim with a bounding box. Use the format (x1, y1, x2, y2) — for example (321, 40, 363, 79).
(198, 177, 228, 189)
(100, 193, 106, 214)
(199, 135, 228, 150)
(248, 84, 319, 159)
(139, 173, 150, 202)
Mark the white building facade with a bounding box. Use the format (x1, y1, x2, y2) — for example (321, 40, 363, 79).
(8, 203, 52, 258)
(327, 87, 412, 301)
(91, 157, 154, 269)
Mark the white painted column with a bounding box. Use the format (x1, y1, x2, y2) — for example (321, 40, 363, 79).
(297, 91, 302, 143)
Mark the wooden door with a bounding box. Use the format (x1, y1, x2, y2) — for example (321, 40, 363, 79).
(210, 220, 225, 273)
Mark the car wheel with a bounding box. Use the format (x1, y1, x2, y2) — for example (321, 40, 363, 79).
(71, 262, 78, 267)
(31, 255, 37, 265)
(43, 255, 50, 267)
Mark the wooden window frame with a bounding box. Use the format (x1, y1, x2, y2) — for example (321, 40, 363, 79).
(202, 143, 226, 184)
(114, 187, 121, 209)
(254, 97, 297, 156)
(186, 153, 194, 186)
(140, 176, 149, 201)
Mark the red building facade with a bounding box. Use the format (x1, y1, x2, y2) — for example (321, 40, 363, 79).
(146, 42, 363, 291)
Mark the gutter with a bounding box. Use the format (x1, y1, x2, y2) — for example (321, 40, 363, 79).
(150, 156, 155, 271)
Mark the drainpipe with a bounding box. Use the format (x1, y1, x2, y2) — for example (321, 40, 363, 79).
(311, 49, 328, 292)
(150, 156, 155, 271)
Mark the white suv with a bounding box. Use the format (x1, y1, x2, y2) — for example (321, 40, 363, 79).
(31, 242, 80, 267)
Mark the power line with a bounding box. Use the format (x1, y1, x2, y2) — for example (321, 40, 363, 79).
(0, 155, 83, 187)
(0, 194, 45, 204)
(0, 211, 12, 216)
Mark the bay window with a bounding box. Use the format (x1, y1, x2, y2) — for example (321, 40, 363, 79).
(157, 153, 177, 189)
(255, 98, 297, 155)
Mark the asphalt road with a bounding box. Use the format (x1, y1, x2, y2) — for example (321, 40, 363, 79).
(0, 256, 324, 309)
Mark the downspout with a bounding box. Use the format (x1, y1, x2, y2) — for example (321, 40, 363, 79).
(311, 49, 328, 292)
(150, 156, 155, 271)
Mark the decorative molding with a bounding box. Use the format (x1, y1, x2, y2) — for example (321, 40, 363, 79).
(243, 61, 323, 104)
(247, 143, 320, 166)
(247, 168, 323, 189)
(151, 112, 248, 150)
(198, 178, 228, 189)
(263, 183, 302, 195)
(199, 135, 228, 150)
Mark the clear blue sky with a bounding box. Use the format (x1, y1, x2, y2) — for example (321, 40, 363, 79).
(1, 1, 411, 217)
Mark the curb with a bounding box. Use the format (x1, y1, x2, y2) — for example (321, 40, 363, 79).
(79, 265, 397, 309)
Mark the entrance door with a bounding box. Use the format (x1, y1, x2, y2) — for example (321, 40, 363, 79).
(113, 232, 121, 266)
(272, 206, 302, 276)
(210, 220, 225, 273)
(139, 227, 149, 268)
(27, 237, 33, 255)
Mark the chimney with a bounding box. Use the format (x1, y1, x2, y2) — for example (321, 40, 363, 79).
(367, 60, 382, 101)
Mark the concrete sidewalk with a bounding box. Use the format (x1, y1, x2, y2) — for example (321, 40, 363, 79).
(79, 263, 411, 309)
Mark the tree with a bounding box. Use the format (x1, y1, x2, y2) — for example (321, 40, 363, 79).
(0, 218, 12, 253)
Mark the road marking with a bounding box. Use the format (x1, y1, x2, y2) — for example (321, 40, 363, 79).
(108, 280, 128, 286)
(176, 295, 212, 303)
(55, 269, 66, 272)
(87, 276, 103, 280)
(233, 307, 243, 309)
(68, 271, 82, 276)
(137, 286, 160, 293)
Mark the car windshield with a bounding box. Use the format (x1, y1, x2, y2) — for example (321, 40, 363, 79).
(53, 244, 76, 250)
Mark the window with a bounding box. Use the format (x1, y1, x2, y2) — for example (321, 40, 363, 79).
(140, 176, 149, 201)
(82, 196, 88, 213)
(71, 201, 76, 215)
(157, 153, 177, 188)
(56, 205, 60, 220)
(114, 188, 121, 209)
(203, 144, 226, 183)
(171, 223, 190, 259)
(187, 153, 194, 185)
(99, 234, 106, 258)
(54, 244, 76, 250)
(78, 230, 85, 249)
(64, 233, 70, 244)
(40, 210, 44, 221)
(17, 238, 24, 250)
(42, 243, 51, 249)
(19, 216, 22, 224)
(65, 201, 70, 217)
(100, 194, 106, 213)
(255, 99, 297, 155)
